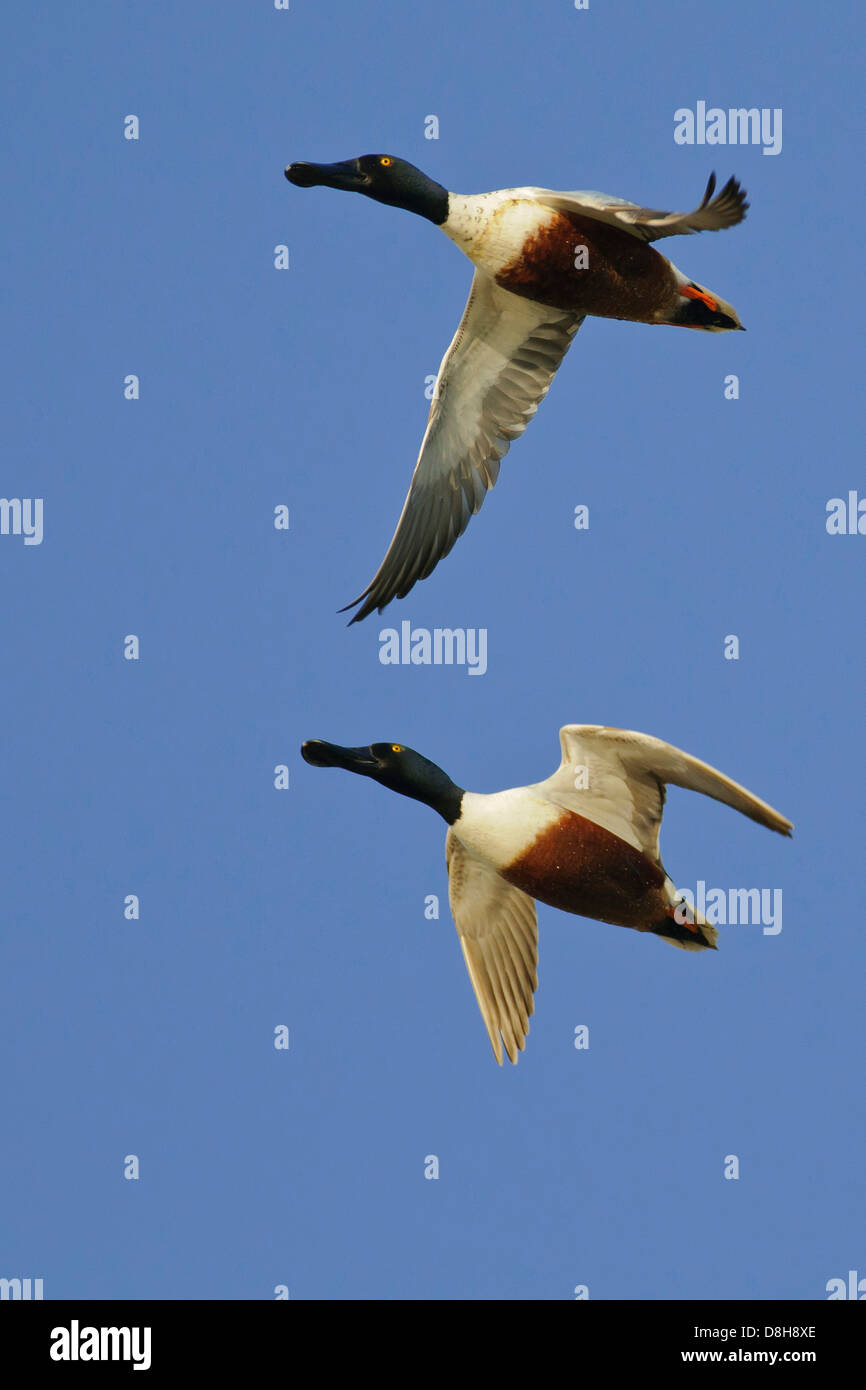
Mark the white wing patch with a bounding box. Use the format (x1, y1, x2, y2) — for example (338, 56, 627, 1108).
(536, 725, 792, 864)
(446, 829, 538, 1066)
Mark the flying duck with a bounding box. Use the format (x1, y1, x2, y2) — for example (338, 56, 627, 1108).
(285, 155, 748, 621)
(301, 725, 790, 1064)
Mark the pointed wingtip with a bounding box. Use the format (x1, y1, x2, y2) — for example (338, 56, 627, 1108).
(343, 602, 374, 626)
(338, 595, 370, 625)
(766, 810, 794, 837)
(339, 584, 384, 624)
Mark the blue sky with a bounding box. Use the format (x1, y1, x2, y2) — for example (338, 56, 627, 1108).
(1, 0, 863, 1300)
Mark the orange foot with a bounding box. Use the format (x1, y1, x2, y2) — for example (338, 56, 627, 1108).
(681, 285, 719, 312)
(666, 902, 699, 933)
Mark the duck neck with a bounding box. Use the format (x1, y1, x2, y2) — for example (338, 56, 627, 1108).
(404, 180, 449, 225)
(415, 771, 464, 825)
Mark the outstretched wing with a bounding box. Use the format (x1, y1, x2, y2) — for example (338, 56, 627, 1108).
(538, 725, 792, 864)
(446, 829, 539, 1066)
(531, 173, 748, 243)
(343, 272, 583, 622)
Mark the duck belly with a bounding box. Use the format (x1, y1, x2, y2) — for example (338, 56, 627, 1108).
(499, 806, 668, 929)
(495, 210, 678, 322)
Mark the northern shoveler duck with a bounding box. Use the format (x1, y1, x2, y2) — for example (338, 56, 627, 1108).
(286, 155, 748, 622)
(301, 725, 790, 1064)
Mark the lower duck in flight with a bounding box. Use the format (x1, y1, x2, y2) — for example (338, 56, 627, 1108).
(286, 155, 749, 621)
(301, 725, 791, 1065)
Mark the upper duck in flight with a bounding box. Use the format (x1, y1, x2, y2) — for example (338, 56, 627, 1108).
(301, 724, 790, 1064)
(286, 156, 748, 622)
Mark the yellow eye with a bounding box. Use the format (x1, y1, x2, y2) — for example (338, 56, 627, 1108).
(391, 744, 403, 752)
(380, 156, 392, 167)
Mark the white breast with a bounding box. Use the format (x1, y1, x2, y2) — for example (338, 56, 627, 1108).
(451, 787, 562, 871)
(441, 189, 560, 278)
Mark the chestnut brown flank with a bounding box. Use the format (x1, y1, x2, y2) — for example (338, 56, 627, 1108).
(495, 211, 679, 321)
(501, 808, 668, 930)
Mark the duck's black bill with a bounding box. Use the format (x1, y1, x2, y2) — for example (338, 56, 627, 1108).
(301, 740, 379, 772)
(285, 159, 368, 191)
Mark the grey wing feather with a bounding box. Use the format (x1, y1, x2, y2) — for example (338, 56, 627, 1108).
(532, 173, 748, 243)
(343, 273, 583, 622)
